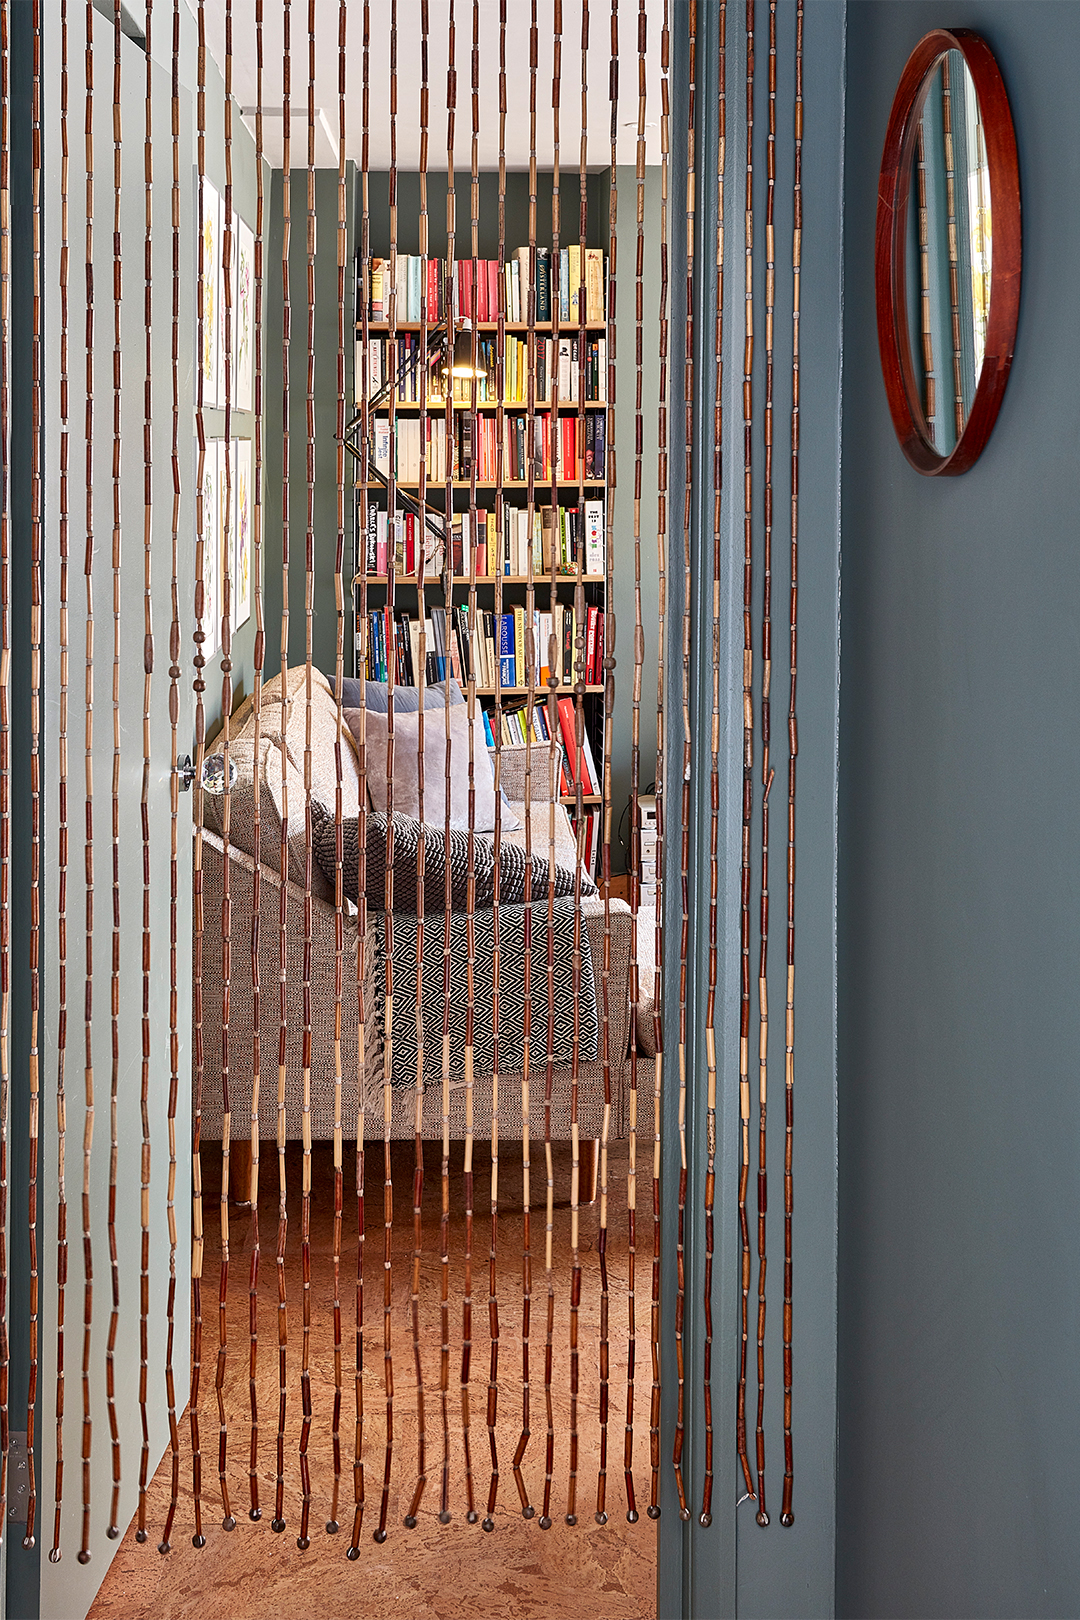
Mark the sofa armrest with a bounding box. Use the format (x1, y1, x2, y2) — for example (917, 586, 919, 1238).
(195, 829, 380, 1143)
(582, 896, 632, 1066)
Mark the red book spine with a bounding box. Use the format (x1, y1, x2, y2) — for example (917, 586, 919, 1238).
(488, 259, 499, 320)
(586, 605, 598, 684)
(460, 260, 472, 320)
(557, 696, 593, 794)
(405, 511, 416, 578)
(427, 257, 438, 322)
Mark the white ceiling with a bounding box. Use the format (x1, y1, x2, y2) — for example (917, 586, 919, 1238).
(191, 0, 663, 172)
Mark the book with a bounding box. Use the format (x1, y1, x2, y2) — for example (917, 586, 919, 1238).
(584, 248, 605, 323)
(374, 418, 392, 477)
(499, 614, 516, 689)
(515, 247, 531, 318)
(584, 499, 605, 573)
(557, 696, 594, 794)
(430, 607, 449, 680)
(561, 604, 575, 683)
(369, 257, 385, 320)
(514, 604, 526, 688)
(586, 605, 598, 687)
(568, 244, 581, 322)
(365, 501, 379, 571)
(536, 247, 551, 322)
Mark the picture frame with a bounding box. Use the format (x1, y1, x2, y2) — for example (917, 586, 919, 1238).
(235, 216, 255, 412)
(199, 177, 221, 409)
(231, 437, 253, 630)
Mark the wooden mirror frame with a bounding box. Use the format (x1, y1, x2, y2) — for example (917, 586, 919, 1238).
(875, 28, 1021, 476)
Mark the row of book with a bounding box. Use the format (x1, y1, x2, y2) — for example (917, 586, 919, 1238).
(372, 410, 606, 485)
(358, 333, 608, 406)
(361, 500, 606, 580)
(361, 247, 607, 326)
(358, 602, 605, 694)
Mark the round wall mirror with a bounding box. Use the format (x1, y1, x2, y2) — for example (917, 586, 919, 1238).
(875, 29, 1021, 475)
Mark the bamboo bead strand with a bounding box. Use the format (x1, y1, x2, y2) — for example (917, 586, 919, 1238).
(158, 0, 185, 1556)
(78, 0, 98, 1562)
(538, 0, 562, 1537)
(624, 0, 647, 1529)
(481, 0, 503, 1535)
(243, 0, 267, 1533)
(700, 0, 726, 1533)
(736, 0, 757, 1509)
(510, 0, 538, 1527)
(0, 0, 12, 1550)
(375, 0, 399, 1544)
(136, 0, 155, 1548)
(24, 0, 42, 1554)
(437, 0, 457, 1531)
(347, 1, 372, 1558)
(401, 0, 430, 1539)
(325, 0, 348, 1543)
(594, 0, 618, 1530)
(49, 0, 71, 1564)
(648, 0, 670, 1524)
(781, 0, 803, 1531)
(295, 0, 317, 1552)
(271, 0, 292, 1542)
(214, 0, 237, 1541)
(671, 0, 696, 1527)
(104, 0, 124, 1543)
(753, 0, 777, 1531)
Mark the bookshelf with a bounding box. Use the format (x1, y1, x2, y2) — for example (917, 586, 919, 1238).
(352, 249, 610, 873)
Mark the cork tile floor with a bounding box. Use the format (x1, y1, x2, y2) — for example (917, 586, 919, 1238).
(89, 1139, 657, 1620)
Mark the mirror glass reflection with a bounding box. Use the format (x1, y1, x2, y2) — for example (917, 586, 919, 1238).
(906, 50, 992, 453)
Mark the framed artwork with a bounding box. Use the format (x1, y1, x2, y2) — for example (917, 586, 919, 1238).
(199, 177, 221, 409)
(235, 217, 255, 412)
(231, 437, 253, 630)
(198, 439, 220, 659)
(216, 190, 228, 406)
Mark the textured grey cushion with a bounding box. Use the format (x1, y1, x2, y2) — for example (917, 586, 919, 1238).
(310, 803, 593, 912)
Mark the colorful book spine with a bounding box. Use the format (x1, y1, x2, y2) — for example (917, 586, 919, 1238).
(498, 614, 516, 689)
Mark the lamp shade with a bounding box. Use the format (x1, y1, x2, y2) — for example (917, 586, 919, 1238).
(450, 325, 486, 379)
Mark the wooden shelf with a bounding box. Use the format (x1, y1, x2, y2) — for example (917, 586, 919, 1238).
(359, 320, 608, 334)
(365, 479, 604, 491)
(356, 574, 605, 586)
(477, 685, 603, 696)
(376, 399, 607, 412)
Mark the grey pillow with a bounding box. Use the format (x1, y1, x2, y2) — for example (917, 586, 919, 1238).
(336, 676, 520, 829)
(333, 677, 464, 713)
(346, 701, 504, 831)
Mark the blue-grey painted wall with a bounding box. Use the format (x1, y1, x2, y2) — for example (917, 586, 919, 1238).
(838, 4, 1080, 1615)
